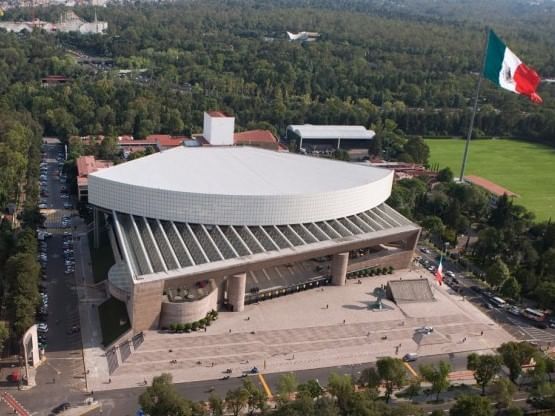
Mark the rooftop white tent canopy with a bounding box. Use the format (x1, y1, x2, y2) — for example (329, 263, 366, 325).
(286, 124, 375, 149)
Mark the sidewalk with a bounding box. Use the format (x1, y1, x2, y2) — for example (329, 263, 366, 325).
(74, 218, 109, 392)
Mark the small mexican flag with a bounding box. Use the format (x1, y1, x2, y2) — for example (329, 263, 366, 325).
(483, 30, 542, 104)
(435, 257, 443, 286)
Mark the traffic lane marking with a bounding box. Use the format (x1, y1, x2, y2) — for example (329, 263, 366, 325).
(257, 373, 273, 399)
(403, 362, 418, 378)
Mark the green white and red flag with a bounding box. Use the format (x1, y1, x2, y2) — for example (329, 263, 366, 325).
(483, 30, 542, 104)
(435, 257, 443, 286)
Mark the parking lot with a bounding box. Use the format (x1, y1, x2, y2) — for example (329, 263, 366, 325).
(21, 142, 88, 414)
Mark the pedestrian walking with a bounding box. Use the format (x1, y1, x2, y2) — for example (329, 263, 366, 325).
(52, 377, 55, 384)
(480, 331, 484, 336)
(108, 378, 111, 384)
(326, 304, 329, 309)
(343, 319, 346, 324)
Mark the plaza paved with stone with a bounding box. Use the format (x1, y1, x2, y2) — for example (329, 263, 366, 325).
(83, 268, 514, 392)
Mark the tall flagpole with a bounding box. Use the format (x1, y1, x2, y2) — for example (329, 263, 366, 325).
(459, 27, 490, 182)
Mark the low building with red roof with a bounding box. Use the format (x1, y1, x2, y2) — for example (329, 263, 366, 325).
(233, 130, 279, 150)
(77, 156, 113, 202)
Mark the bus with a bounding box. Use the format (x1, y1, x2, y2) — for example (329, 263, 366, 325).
(490, 297, 507, 308)
(523, 308, 546, 322)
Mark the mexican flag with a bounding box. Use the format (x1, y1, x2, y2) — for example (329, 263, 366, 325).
(483, 30, 542, 104)
(435, 257, 443, 286)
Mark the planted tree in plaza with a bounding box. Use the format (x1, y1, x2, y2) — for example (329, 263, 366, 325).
(449, 395, 492, 416)
(405, 380, 421, 400)
(467, 353, 502, 395)
(419, 360, 451, 402)
(376, 357, 407, 403)
(138, 373, 192, 416)
(497, 341, 538, 383)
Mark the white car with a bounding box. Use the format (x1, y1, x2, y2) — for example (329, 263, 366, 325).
(38, 204, 48, 209)
(446, 271, 456, 278)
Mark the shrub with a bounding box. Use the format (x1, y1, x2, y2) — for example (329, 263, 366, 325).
(388, 266, 394, 274)
(211, 310, 218, 320)
(176, 323, 184, 332)
(184, 323, 192, 332)
(169, 323, 177, 332)
(191, 321, 199, 331)
(382, 267, 388, 274)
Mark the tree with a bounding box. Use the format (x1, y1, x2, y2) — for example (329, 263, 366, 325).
(138, 373, 192, 416)
(225, 387, 248, 416)
(403, 136, 429, 164)
(499, 276, 521, 300)
(0, 322, 9, 352)
(298, 379, 324, 399)
(277, 372, 298, 402)
(486, 258, 510, 289)
(449, 395, 492, 416)
(404, 380, 421, 400)
(419, 360, 451, 402)
(490, 377, 516, 408)
(376, 357, 407, 402)
(242, 378, 268, 415)
(208, 393, 223, 415)
(327, 373, 354, 416)
(358, 367, 381, 392)
(467, 353, 502, 395)
(497, 341, 538, 383)
(436, 167, 454, 183)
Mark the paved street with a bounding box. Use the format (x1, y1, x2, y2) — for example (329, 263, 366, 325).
(416, 245, 555, 345)
(5, 143, 90, 416)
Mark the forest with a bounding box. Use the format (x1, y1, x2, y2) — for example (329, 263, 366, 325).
(0, 0, 555, 142)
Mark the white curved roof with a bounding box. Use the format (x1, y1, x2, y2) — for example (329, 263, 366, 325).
(88, 146, 393, 226)
(287, 125, 375, 140)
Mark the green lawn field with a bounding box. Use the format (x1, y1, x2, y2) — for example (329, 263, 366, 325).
(425, 138, 555, 221)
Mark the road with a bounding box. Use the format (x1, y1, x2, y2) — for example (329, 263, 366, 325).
(7, 143, 89, 416)
(83, 350, 474, 415)
(416, 244, 555, 346)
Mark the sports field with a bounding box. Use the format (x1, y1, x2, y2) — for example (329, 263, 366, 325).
(425, 138, 555, 221)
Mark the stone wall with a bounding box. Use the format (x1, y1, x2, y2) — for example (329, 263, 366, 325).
(131, 279, 164, 332)
(159, 283, 218, 328)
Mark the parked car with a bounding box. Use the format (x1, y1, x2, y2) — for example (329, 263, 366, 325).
(38, 203, 48, 209)
(403, 353, 418, 362)
(49, 402, 71, 415)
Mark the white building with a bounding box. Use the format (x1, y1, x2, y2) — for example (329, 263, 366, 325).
(87, 146, 420, 331)
(286, 124, 376, 150)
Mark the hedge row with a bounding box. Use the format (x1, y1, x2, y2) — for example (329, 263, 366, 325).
(167, 309, 218, 333)
(347, 266, 394, 279)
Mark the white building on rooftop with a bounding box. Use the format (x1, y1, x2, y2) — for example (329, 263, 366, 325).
(286, 124, 375, 150)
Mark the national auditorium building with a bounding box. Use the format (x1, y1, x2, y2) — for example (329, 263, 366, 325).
(88, 113, 420, 332)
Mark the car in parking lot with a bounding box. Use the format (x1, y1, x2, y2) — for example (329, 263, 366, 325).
(445, 270, 456, 278)
(63, 202, 73, 209)
(38, 203, 48, 209)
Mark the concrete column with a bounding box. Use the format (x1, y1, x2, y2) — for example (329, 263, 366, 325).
(93, 207, 100, 249)
(331, 252, 349, 286)
(227, 273, 246, 312)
